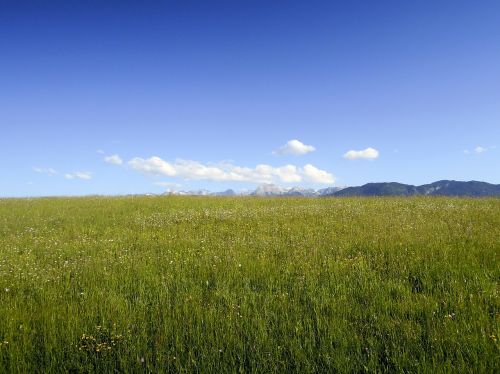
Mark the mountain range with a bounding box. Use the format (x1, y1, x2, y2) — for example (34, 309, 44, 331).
(163, 185, 344, 197)
(161, 180, 500, 197)
(331, 180, 500, 197)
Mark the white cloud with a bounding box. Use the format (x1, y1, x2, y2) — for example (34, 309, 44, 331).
(343, 147, 379, 160)
(302, 164, 335, 184)
(65, 171, 92, 180)
(96, 150, 105, 154)
(104, 154, 123, 165)
(274, 139, 316, 155)
(33, 167, 57, 176)
(129, 156, 177, 176)
(474, 146, 486, 154)
(128, 156, 335, 185)
(465, 146, 493, 155)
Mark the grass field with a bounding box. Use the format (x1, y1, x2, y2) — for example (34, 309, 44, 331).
(0, 196, 498, 373)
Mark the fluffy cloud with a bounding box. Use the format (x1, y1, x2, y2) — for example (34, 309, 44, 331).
(474, 146, 486, 154)
(302, 164, 335, 184)
(65, 171, 92, 180)
(104, 154, 123, 165)
(33, 167, 57, 176)
(343, 147, 379, 160)
(274, 140, 316, 155)
(129, 156, 177, 176)
(128, 157, 335, 185)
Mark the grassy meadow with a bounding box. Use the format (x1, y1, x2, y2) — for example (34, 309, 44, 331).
(0, 196, 498, 373)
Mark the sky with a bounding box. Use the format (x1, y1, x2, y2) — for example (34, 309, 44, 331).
(1, 0, 499, 197)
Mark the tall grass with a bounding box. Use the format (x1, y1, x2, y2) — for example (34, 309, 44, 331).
(0, 196, 498, 372)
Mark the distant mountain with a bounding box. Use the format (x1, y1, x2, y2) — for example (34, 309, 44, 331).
(331, 180, 500, 197)
(251, 184, 344, 197)
(160, 180, 499, 197)
(162, 184, 345, 197)
(283, 187, 318, 197)
(163, 189, 211, 196)
(416, 180, 500, 196)
(335, 182, 419, 197)
(317, 186, 346, 196)
(251, 184, 287, 196)
(212, 189, 236, 196)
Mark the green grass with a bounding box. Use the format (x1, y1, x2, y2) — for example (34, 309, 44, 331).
(0, 196, 498, 373)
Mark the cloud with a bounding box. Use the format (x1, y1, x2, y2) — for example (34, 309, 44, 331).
(302, 164, 335, 184)
(128, 156, 335, 185)
(33, 167, 57, 176)
(474, 146, 486, 154)
(274, 139, 316, 155)
(129, 156, 177, 176)
(343, 147, 379, 160)
(96, 150, 105, 154)
(465, 146, 491, 155)
(65, 171, 92, 180)
(104, 154, 123, 165)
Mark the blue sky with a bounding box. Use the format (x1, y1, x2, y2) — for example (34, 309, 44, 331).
(1, 0, 499, 197)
